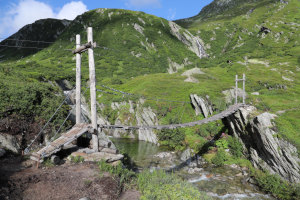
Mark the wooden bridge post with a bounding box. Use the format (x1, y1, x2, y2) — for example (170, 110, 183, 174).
(242, 73, 246, 104)
(75, 34, 81, 124)
(87, 27, 99, 152)
(235, 75, 238, 104)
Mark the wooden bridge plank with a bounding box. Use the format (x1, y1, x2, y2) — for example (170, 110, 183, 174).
(31, 124, 92, 162)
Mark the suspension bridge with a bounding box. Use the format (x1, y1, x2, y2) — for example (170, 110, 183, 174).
(25, 27, 247, 164)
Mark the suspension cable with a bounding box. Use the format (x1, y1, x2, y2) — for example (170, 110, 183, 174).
(24, 87, 75, 154)
(98, 84, 192, 103)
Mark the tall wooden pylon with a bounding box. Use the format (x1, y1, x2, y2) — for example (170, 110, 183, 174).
(75, 34, 81, 124)
(87, 27, 99, 152)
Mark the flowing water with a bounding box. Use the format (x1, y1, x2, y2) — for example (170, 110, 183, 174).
(111, 138, 274, 200)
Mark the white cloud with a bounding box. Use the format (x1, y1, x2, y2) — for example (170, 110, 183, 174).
(0, 0, 87, 39)
(56, 1, 87, 20)
(126, 0, 161, 8)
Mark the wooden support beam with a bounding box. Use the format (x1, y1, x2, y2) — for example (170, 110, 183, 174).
(87, 27, 99, 152)
(75, 34, 81, 124)
(72, 42, 96, 54)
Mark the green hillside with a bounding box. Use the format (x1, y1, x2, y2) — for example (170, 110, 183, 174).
(0, 8, 206, 125)
(175, 0, 300, 151)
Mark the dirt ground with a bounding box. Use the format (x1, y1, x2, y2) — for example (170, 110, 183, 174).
(0, 155, 140, 200)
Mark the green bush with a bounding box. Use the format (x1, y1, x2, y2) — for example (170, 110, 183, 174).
(98, 160, 136, 186)
(211, 148, 229, 167)
(252, 169, 300, 200)
(137, 170, 212, 200)
(157, 128, 185, 150)
(228, 136, 244, 158)
(215, 138, 229, 149)
(70, 155, 84, 163)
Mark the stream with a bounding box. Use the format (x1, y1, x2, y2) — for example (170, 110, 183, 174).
(111, 138, 274, 200)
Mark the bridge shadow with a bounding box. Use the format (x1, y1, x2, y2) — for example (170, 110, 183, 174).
(166, 126, 227, 173)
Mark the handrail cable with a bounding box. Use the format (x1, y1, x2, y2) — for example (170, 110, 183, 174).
(24, 87, 75, 154)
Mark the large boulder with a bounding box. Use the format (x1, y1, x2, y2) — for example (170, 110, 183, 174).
(0, 133, 20, 154)
(190, 94, 213, 118)
(223, 106, 300, 183)
(136, 106, 158, 144)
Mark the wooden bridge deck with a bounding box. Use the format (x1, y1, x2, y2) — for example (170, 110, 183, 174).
(30, 123, 92, 162)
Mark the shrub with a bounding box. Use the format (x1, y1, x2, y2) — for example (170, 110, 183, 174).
(215, 138, 229, 149)
(157, 128, 185, 150)
(252, 170, 299, 200)
(137, 170, 212, 200)
(98, 160, 136, 186)
(228, 136, 244, 158)
(70, 155, 84, 163)
(211, 148, 228, 167)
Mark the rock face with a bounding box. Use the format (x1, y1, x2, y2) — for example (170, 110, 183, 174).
(190, 94, 213, 118)
(168, 21, 208, 59)
(223, 105, 300, 183)
(99, 99, 158, 144)
(0, 134, 20, 154)
(136, 105, 158, 144)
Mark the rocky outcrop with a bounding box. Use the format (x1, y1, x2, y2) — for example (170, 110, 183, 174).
(95, 99, 158, 144)
(0, 134, 20, 154)
(168, 21, 208, 58)
(136, 105, 158, 144)
(190, 94, 213, 118)
(223, 105, 300, 183)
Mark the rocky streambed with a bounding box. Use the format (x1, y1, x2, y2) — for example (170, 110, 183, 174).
(111, 138, 274, 200)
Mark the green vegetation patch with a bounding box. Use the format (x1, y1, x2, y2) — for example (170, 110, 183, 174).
(137, 170, 212, 200)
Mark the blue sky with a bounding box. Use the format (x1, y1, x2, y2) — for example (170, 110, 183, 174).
(0, 0, 213, 40)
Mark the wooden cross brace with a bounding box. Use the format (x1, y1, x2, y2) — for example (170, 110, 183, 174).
(72, 42, 96, 54)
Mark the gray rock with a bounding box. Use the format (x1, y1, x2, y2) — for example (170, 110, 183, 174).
(136, 106, 158, 144)
(0, 134, 20, 154)
(190, 94, 213, 118)
(168, 21, 208, 59)
(180, 148, 191, 161)
(224, 106, 300, 183)
(100, 148, 118, 154)
(69, 151, 124, 163)
(98, 130, 117, 150)
(0, 148, 6, 157)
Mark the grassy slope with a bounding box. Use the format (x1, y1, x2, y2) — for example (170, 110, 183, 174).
(174, 0, 300, 151)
